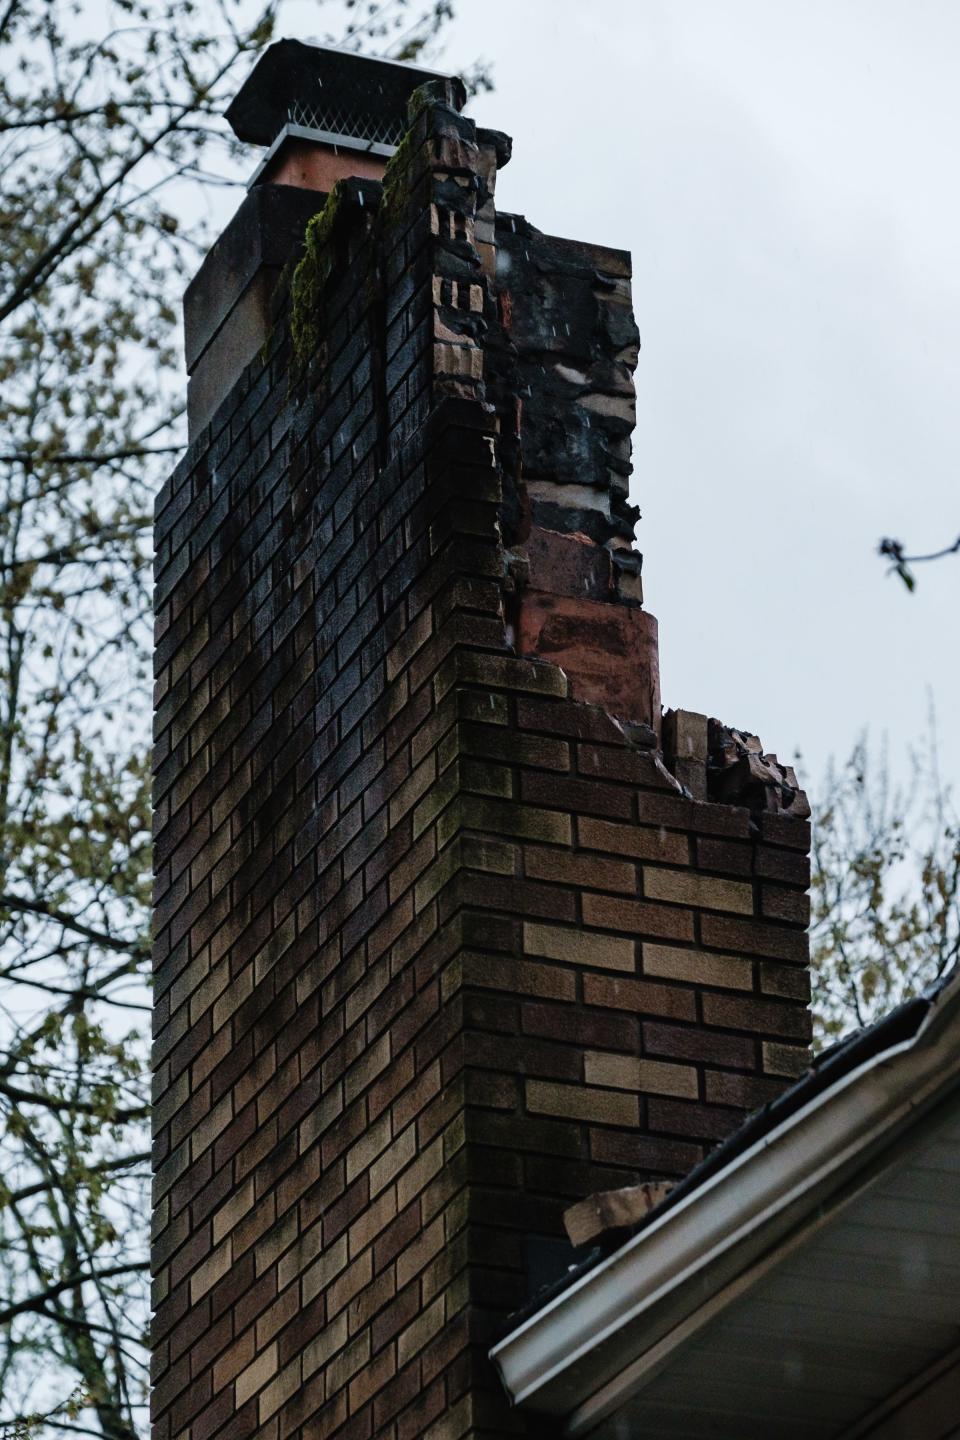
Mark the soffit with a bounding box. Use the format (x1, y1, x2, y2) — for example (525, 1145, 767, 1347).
(587, 1090, 960, 1439)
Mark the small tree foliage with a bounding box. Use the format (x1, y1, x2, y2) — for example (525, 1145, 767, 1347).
(809, 724, 960, 1047)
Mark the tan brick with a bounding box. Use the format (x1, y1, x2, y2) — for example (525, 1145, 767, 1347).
(254, 1210, 296, 1278)
(212, 960, 252, 1031)
(302, 1234, 348, 1307)
(189, 1238, 231, 1303)
(642, 943, 753, 991)
(578, 815, 690, 864)
(396, 1135, 444, 1212)
(423, 1392, 474, 1440)
(348, 1184, 398, 1260)
(302, 1310, 348, 1380)
(526, 1079, 639, 1126)
(643, 868, 754, 915)
(453, 649, 569, 699)
(442, 1109, 466, 1165)
(298, 1080, 344, 1151)
(345, 954, 393, 1031)
(189, 955, 232, 1027)
(458, 688, 509, 725)
(584, 1050, 699, 1099)
(234, 1341, 277, 1407)
(414, 841, 461, 912)
(386, 604, 431, 683)
(440, 794, 572, 847)
(256, 1286, 299, 1350)
(461, 835, 517, 874)
(397, 1293, 445, 1368)
(212, 1177, 254, 1247)
(190, 1091, 233, 1159)
(523, 920, 635, 972)
(346, 1107, 392, 1184)
(663, 708, 708, 761)
(524, 844, 635, 893)
(349, 1342, 397, 1414)
(213, 1329, 255, 1391)
(327, 1248, 373, 1319)
(370, 1122, 417, 1196)
(325, 1329, 371, 1400)
(344, 1031, 392, 1106)
(388, 748, 437, 829)
(259, 1356, 302, 1421)
(460, 756, 513, 798)
(277, 1221, 323, 1291)
(396, 1215, 445, 1292)
(420, 782, 457, 846)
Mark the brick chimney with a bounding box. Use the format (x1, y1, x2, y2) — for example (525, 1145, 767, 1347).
(152, 43, 812, 1440)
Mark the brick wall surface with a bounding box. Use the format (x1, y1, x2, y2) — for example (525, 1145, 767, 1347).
(152, 80, 811, 1440)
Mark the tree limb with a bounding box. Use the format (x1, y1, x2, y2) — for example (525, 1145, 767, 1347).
(879, 534, 960, 591)
(0, 1263, 148, 1328)
(0, 1152, 151, 1206)
(0, 1078, 149, 1121)
(0, 892, 147, 957)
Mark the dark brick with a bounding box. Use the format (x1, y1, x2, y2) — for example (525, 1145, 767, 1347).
(648, 1097, 744, 1143)
(703, 992, 813, 1042)
(701, 913, 809, 965)
(696, 836, 753, 876)
(643, 1020, 757, 1070)
(153, 82, 811, 1440)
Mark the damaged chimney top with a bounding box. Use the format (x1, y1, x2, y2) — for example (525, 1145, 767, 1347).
(226, 38, 455, 186)
(184, 42, 462, 433)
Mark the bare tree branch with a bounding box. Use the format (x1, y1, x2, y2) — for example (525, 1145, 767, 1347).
(879, 533, 960, 591)
(0, 894, 147, 957)
(0, 1264, 148, 1328)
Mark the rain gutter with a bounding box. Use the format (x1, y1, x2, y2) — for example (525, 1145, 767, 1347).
(490, 969, 960, 1434)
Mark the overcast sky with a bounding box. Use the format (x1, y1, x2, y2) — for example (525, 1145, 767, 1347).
(263, 0, 960, 797)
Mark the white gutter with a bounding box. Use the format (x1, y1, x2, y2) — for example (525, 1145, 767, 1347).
(490, 970, 960, 1433)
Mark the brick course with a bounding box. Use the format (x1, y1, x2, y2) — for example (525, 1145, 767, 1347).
(153, 78, 811, 1440)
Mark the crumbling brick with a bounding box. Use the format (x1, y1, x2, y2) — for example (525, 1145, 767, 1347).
(153, 59, 812, 1440)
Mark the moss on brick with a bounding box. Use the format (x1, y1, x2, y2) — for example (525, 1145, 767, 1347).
(289, 181, 346, 374)
(378, 126, 417, 233)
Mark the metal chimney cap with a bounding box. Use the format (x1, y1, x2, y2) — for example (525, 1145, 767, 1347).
(225, 39, 453, 152)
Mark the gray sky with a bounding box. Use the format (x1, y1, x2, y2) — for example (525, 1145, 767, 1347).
(277, 0, 960, 795)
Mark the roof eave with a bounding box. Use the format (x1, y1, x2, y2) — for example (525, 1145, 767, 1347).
(490, 968, 960, 1433)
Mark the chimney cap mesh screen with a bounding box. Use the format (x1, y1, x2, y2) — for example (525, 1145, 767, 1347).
(286, 97, 404, 149)
(226, 39, 448, 149)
